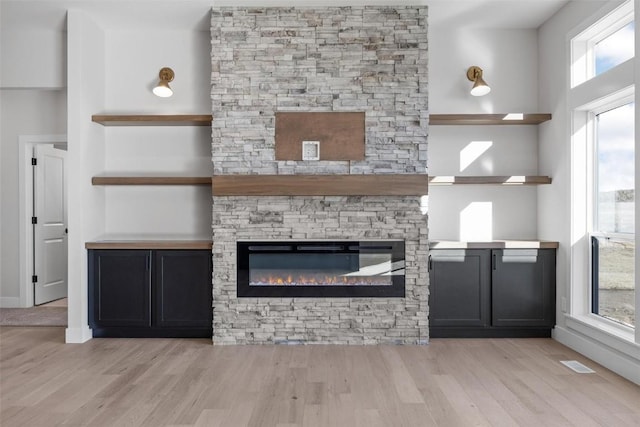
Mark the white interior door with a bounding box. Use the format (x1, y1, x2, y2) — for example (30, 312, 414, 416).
(34, 145, 68, 305)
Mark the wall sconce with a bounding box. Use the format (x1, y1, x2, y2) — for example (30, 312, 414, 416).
(466, 66, 491, 97)
(153, 67, 174, 97)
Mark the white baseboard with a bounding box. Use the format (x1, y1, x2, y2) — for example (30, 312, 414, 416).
(65, 326, 93, 343)
(0, 297, 21, 308)
(554, 326, 640, 386)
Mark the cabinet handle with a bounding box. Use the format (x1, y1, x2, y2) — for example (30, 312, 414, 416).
(492, 253, 496, 271)
(428, 255, 432, 270)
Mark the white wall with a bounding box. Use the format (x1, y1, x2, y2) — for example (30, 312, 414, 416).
(429, 28, 539, 114)
(428, 24, 541, 241)
(66, 9, 107, 341)
(538, 0, 640, 384)
(104, 30, 210, 113)
(0, 0, 66, 89)
(0, 90, 67, 306)
(0, 30, 66, 88)
(102, 29, 212, 239)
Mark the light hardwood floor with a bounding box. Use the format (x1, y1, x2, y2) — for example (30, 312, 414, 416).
(1, 327, 639, 427)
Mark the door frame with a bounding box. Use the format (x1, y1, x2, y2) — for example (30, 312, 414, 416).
(18, 134, 67, 308)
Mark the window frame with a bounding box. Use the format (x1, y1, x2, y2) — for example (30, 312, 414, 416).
(569, 0, 637, 351)
(576, 89, 635, 333)
(571, 0, 634, 88)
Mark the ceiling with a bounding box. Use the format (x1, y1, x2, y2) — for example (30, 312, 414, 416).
(427, 0, 571, 29)
(1, 0, 573, 31)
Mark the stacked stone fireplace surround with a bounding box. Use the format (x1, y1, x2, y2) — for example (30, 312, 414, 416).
(211, 6, 429, 345)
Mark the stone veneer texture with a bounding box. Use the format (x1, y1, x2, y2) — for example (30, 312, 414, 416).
(211, 6, 429, 344)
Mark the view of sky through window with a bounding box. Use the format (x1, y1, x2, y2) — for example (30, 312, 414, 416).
(596, 102, 635, 234)
(595, 21, 635, 75)
(597, 103, 635, 194)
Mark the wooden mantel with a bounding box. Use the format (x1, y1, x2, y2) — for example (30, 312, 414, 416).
(212, 174, 428, 196)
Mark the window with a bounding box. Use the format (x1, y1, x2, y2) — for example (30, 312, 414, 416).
(595, 21, 635, 76)
(570, 0, 636, 347)
(591, 102, 635, 328)
(571, 1, 634, 87)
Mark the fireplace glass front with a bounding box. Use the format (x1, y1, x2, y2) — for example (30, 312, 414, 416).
(237, 241, 405, 297)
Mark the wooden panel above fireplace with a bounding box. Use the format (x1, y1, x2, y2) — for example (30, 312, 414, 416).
(274, 112, 365, 161)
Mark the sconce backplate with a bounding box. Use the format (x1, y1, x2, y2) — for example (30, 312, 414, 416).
(159, 67, 175, 82)
(466, 66, 482, 82)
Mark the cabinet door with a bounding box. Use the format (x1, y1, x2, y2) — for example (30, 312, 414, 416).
(89, 250, 151, 328)
(429, 249, 491, 327)
(153, 250, 212, 328)
(491, 249, 555, 327)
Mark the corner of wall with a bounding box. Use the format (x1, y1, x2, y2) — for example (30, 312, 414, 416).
(65, 326, 93, 344)
(67, 9, 107, 340)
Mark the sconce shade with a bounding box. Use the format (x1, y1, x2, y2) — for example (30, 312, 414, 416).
(153, 67, 174, 97)
(467, 66, 491, 97)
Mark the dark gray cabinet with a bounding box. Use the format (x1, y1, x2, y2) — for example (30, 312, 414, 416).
(90, 250, 151, 328)
(491, 249, 555, 328)
(429, 249, 490, 328)
(429, 248, 555, 338)
(89, 249, 212, 338)
(154, 250, 213, 329)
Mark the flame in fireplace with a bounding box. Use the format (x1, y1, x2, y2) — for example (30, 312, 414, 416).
(251, 274, 390, 286)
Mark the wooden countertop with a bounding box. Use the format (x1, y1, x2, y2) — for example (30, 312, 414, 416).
(429, 240, 559, 249)
(86, 239, 212, 250)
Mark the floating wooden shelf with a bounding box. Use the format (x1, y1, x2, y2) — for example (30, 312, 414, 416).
(92, 176, 212, 186)
(212, 174, 428, 196)
(429, 114, 551, 126)
(91, 114, 212, 126)
(85, 240, 213, 250)
(429, 176, 551, 185)
(430, 240, 559, 249)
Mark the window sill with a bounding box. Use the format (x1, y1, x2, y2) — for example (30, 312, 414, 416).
(564, 313, 639, 361)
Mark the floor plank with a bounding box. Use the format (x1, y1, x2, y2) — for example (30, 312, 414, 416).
(0, 327, 639, 427)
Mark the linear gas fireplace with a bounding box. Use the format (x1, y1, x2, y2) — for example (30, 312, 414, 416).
(237, 241, 405, 298)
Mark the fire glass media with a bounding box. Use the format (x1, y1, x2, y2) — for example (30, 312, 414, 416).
(237, 241, 405, 297)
